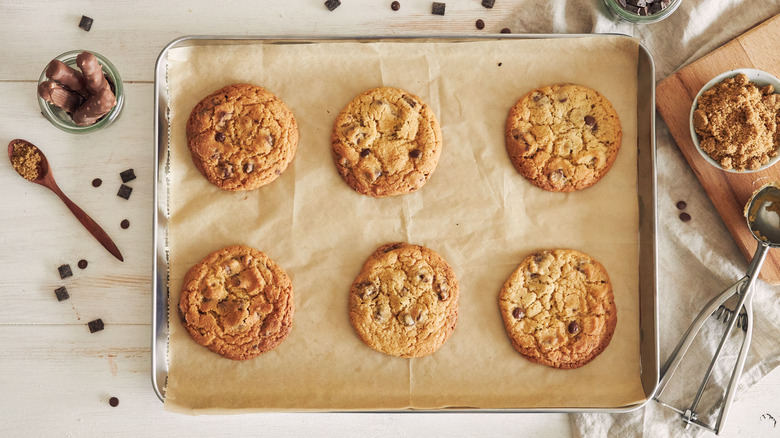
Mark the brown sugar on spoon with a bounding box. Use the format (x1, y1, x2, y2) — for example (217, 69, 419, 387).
(693, 73, 780, 171)
(10, 141, 42, 181)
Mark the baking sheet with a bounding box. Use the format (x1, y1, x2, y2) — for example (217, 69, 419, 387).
(153, 35, 657, 413)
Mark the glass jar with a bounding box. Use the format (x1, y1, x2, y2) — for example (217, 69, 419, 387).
(603, 0, 681, 24)
(37, 50, 124, 134)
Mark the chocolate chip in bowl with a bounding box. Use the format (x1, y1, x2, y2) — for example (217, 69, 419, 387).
(37, 50, 124, 134)
(603, 0, 680, 23)
(689, 69, 780, 173)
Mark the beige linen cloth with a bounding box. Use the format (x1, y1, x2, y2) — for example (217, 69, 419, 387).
(568, 1, 780, 437)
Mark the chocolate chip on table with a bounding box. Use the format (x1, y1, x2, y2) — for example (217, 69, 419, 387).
(680, 212, 691, 222)
(482, 0, 495, 8)
(78, 15, 93, 32)
(120, 219, 130, 229)
(512, 307, 525, 319)
(117, 184, 132, 200)
(91, 178, 102, 188)
(54, 286, 70, 302)
(500, 28, 511, 34)
(324, 0, 341, 11)
(568, 321, 580, 334)
(214, 132, 226, 142)
(119, 168, 136, 183)
(58, 264, 73, 279)
(108, 397, 119, 407)
(409, 149, 421, 158)
(676, 200, 687, 210)
(431, 2, 446, 15)
(476, 19, 485, 30)
(391, 1, 400, 10)
(78, 259, 88, 270)
(87, 319, 105, 333)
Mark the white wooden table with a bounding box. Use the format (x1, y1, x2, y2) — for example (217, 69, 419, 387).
(1, 1, 779, 436)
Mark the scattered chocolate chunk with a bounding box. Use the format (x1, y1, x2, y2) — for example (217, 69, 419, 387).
(476, 19, 485, 29)
(680, 212, 691, 222)
(54, 286, 70, 302)
(109, 397, 119, 407)
(120, 219, 130, 229)
(324, 0, 341, 11)
(512, 307, 525, 319)
(500, 28, 511, 34)
(391, 1, 400, 10)
(360, 148, 370, 157)
(92, 178, 102, 187)
(584, 115, 596, 126)
(431, 2, 446, 15)
(78, 15, 93, 32)
(78, 259, 88, 270)
(409, 149, 421, 158)
(498, 62, 503, 67)
(568, 321, 580, 334)
(214, 132, 226, 142)
(88, 318, 104, 333)
(119, 168, 136, 183)
(117, 184, 132, 200)
(58, 264, 73, 279)
(676, 201, 687, 210)
(482, 0, 495, 8)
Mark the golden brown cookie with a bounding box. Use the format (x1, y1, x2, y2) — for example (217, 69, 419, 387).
(498, 249, 617, 369)
(332, 87, 442, 197)
(348, 242, 458, 358)
(186, 84, 298, 191)
(505, 84, 622, 192)
(178, 245, 294, 360)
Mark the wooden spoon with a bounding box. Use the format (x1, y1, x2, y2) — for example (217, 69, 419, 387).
(8, 139, 123, 262)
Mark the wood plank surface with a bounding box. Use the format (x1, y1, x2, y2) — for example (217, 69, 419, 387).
(656, 13, 780, 285)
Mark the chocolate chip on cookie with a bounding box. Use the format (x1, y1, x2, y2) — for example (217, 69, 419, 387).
(332, 87, 442, 197)
(348, 242, 459, 358)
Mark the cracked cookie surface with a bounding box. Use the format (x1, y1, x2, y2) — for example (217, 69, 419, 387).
(179, 245, 294, 360)
(505, 84, 622, 192)
(498, 249, 616, 369)
(348, 242, 458, 358)
(332, 87, 442, 197)
(186, 83, 298, 191)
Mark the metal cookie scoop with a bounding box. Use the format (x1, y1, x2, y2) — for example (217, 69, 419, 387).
(654, 183, 780, 434)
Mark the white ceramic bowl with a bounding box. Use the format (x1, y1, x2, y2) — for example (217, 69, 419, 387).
(690, 68, 780, 173)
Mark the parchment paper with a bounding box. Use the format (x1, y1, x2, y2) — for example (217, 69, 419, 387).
(164, 36, 644, 413)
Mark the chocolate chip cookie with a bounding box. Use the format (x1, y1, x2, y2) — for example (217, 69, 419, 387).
(179, 245, 294, 360)
(498, 249, 617, 369)
(186, 84, 298, 191)
(348, 242, 458, 358)
(332, 87, 442, 197)
(505, 84, 622, 192)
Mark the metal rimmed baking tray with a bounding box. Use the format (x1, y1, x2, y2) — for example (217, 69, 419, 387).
(152, 35, 658, 412)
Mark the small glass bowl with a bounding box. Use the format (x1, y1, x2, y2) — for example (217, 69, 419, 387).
(602, 0, 681, 24)
(37, 50, 124, 134)
(690, 68, 780, 173)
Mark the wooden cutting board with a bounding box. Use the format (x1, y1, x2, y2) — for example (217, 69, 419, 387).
(656, 13, 780, 285)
